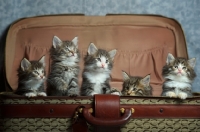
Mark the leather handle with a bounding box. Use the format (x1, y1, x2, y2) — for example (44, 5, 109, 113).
(83, 108, 132, 127)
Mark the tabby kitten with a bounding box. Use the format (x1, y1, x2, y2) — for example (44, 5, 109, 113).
(161, 53, 196, 99)
(81, 43, 117, 96)
(121, 71, 152, 96)
(15, 56, 46, 97)
(47, 36, 80, 96)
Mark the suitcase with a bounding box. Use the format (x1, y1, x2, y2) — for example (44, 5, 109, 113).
(1, 15, 200, 132)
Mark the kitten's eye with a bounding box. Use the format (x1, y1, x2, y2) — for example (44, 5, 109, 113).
(97, 58, 101, 61)
(33, 71, 39, 75)
(174, 66, 178, 69)
(106, 60, 108, 63)
(182, 67, 186, 70)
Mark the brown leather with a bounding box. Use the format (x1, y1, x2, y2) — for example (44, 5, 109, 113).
(0, 104, 91, 118)
(72, 106, 88, 132)
(83, 107, 132, 126)
(95, 94, 120, 118)
(72, 118, 88, 132)
(82, 95, 132, 132)
(5, 15, 188, 96)
(1, 103, 200, 118)
(121, 104, 200, 118)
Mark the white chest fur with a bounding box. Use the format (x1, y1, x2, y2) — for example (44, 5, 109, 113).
(86, 72, 109, 83)
(85, 72, 110, 94)
(165, 81, 192, 95)
(25, 79, 43, 90)
(164, 81, 191, 89)
(165, 74, 191, 83)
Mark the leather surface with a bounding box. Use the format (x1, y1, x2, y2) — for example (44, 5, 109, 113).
(122, 104, 200, 118)
(83, 107, 132, 126)
(0, 104, 92, 118)
(72, 114, 88, 132)
(94, 95, 120, 132)
(1, 104, 200, 118)
(95, 94, 120, 118)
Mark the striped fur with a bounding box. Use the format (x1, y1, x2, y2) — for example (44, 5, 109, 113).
(121, 71, 152, 96)
(47, 36, 80, 96)
(81, 43, 117, 96)
(161, 53, 196, 99)
(15, 56, 46, 97)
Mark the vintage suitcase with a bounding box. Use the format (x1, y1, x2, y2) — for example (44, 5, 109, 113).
(1, 15, 200, 132)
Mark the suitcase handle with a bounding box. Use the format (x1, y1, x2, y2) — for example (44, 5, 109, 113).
(82, 107, 132, 127)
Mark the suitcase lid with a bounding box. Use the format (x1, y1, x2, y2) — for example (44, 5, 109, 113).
(5, 15, 188, 96)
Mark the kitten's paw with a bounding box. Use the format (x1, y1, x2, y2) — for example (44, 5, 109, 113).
(110, 88, 121, 96)
(25, 92, 37, 98)
(67, 87, 79, 97)
(166, 91, 177, 98)
(178, 92, 187, 100)
(91, 92, 98, 96)
(37, 92, 47, 97)
(129, 92, 136, 96)
(58, 80, 68, 91)
(111, 92, 120, 96)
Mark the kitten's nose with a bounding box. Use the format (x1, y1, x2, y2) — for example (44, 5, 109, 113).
(127, 90, 132, 95)
(101, 64, 105, 68)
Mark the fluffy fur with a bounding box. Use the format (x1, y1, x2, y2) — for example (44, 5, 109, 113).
(15, 56, 46, 97)
(110, 87, 122, 96)
(161, 53, 196, 99)
(81, 43, 117, 96)
(121, 71, 152, 96)
(47, 36, 80, 96)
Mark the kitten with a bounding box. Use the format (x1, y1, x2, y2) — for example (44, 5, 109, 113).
(161, 53, 196, 99)
(47, 36, 80, 96)
(110, 87, 122, 96)
(121, 71, 152, 96)
(15, 56, 46, 97)
(81, 43, 117, 96)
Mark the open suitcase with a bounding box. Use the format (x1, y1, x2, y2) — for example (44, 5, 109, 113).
(1, 15, 200, 132)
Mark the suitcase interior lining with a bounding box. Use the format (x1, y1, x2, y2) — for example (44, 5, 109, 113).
(5, 16, 188, 96)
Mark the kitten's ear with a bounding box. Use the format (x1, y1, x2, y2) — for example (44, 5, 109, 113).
(53, 36, 62, 48)
(140, 75, 150, 87)
(166, 53, 175, 65)
(72, 36, 78, 47)
(21, 58, 31, 71)
(39, 56, 45, 67)
(188, 58, 196, 68)
(109, 49, 117, 60)
(122, 71, 130, 81)
(88, 43, 98, 55)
